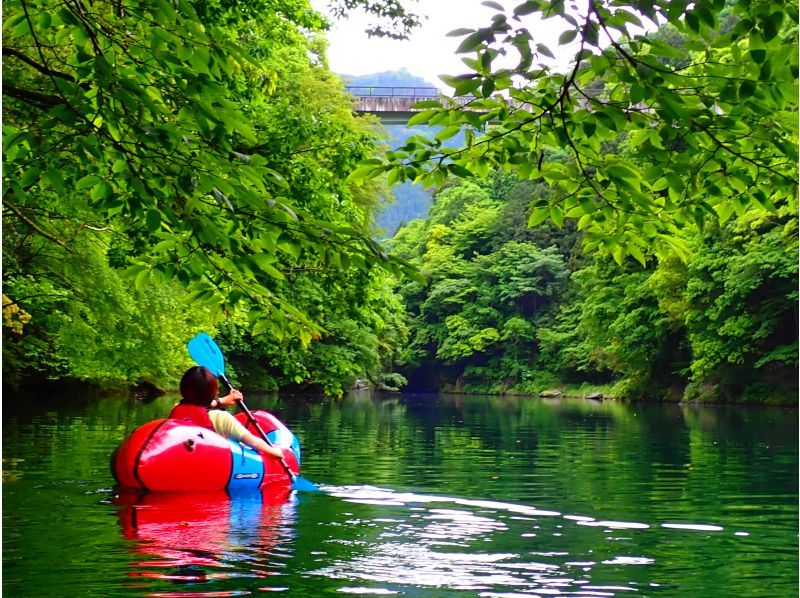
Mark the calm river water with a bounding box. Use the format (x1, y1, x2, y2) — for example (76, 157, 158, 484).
(3, 392, 797, 597)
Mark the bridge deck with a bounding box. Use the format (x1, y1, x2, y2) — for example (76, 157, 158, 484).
(346, 86, 472, 124)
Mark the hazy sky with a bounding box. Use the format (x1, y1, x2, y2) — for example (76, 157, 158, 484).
(314, 1, 646, 91)
(316, 1, 514, 89)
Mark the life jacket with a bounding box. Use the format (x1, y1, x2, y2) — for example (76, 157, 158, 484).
(168, 402, 215, 431)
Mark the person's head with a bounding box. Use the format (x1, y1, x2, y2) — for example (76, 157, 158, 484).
(179, 366, 218, 406)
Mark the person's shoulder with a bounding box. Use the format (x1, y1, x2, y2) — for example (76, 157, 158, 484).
(208, 409, 249, 440)
(209, 409, 237, 422)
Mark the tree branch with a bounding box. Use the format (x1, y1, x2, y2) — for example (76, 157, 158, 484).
(3, 200, 74, 252)
(2, 83, 64, 108)
(2, 47, 76, 82)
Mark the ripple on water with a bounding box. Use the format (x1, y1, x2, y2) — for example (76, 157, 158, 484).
(312, 486, 668, 595)
(338, 588, 400, 595)
(576, 521, 650, 530)
(661, 523, 724, 532)
(312, 483, 779, 595)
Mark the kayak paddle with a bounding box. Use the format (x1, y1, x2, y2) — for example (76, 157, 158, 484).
(187, 332, 320, 492)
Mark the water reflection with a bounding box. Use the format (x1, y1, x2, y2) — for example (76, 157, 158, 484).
(115, 486, 296, 592)
(2, 392, 796, 597)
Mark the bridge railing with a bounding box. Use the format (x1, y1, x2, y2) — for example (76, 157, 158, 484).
(345, 86, 493, 123)
(345, 86, 441, 99)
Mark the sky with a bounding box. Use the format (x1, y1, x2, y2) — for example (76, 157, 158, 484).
(313, 1, 653, 91)
(315, 0, 551, 90)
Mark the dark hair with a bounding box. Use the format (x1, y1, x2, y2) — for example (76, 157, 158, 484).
(179, 366, 218, 406)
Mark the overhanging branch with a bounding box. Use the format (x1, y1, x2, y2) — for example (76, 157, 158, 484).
(3, 83, 64, 109)
(3, 200, 74, 252)
(2, 47, 76, 82)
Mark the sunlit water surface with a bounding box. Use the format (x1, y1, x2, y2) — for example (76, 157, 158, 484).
(3, 392, 797, 597)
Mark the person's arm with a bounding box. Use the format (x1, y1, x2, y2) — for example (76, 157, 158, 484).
(240, 431, 284, 460)
(217, 388, 244, 406)
(214, 390, 284, 460)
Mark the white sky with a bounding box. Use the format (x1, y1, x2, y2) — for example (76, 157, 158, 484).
(315, 0, 571, 91)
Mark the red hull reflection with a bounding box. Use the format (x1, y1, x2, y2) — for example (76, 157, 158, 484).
(115, 484, 294, 591)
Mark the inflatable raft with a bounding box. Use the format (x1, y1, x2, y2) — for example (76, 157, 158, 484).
(112, 411, 302, 492)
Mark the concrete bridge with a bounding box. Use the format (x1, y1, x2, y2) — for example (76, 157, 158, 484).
(346, 85, 595, 126)
(346, 86, 464, 125)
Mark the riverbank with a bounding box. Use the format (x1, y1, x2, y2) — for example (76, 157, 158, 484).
(7, 372, 797, 406)
(436, 378, 798, 406)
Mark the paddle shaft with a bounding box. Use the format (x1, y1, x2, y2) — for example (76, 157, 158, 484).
(218, 373, 297, 482)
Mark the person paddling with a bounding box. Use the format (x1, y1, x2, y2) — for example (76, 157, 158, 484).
(170, 366, 284, 460)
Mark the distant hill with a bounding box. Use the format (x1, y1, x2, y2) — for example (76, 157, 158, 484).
(341, 68, 436, 90)
(344, 70, 458, 237)
(375, 180, 434, 235)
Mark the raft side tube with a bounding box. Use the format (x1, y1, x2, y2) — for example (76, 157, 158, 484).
(136, 420, 233, 492)
(235, 411, 302, 466)
(112, 419, 167, 490)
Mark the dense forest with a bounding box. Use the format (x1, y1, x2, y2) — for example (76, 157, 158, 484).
(2, 0, 797, 403)
(2, 0, 414, 397)
(389, 175, 797, 403)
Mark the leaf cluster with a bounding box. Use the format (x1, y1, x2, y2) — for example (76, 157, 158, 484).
(2, 0, 416, 344)
(1, 0, 418, 392)
(390, 180, 570, 391)
(357, 0, 798, 265)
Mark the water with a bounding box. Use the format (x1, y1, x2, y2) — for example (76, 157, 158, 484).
(3, 392, 797, 596)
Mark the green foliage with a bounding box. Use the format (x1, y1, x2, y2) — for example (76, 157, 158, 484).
(683, 209, 798, 391)
(362, 2, 797, 403)
(358, 0, 799, 262)
(390, 179, 571, 392)
(2, 0, 416, 345)
(389, 166, 795, 402)
(538, 259, 687, 398)
(2, 234, 207, 389)
(1, 0, 418, 393)
(536, 209, 798, 401)
(212, 267, 409, 397)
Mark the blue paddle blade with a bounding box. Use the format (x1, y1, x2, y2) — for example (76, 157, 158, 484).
(188, 333, 225, 377)
(292, 475, 321, 493)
